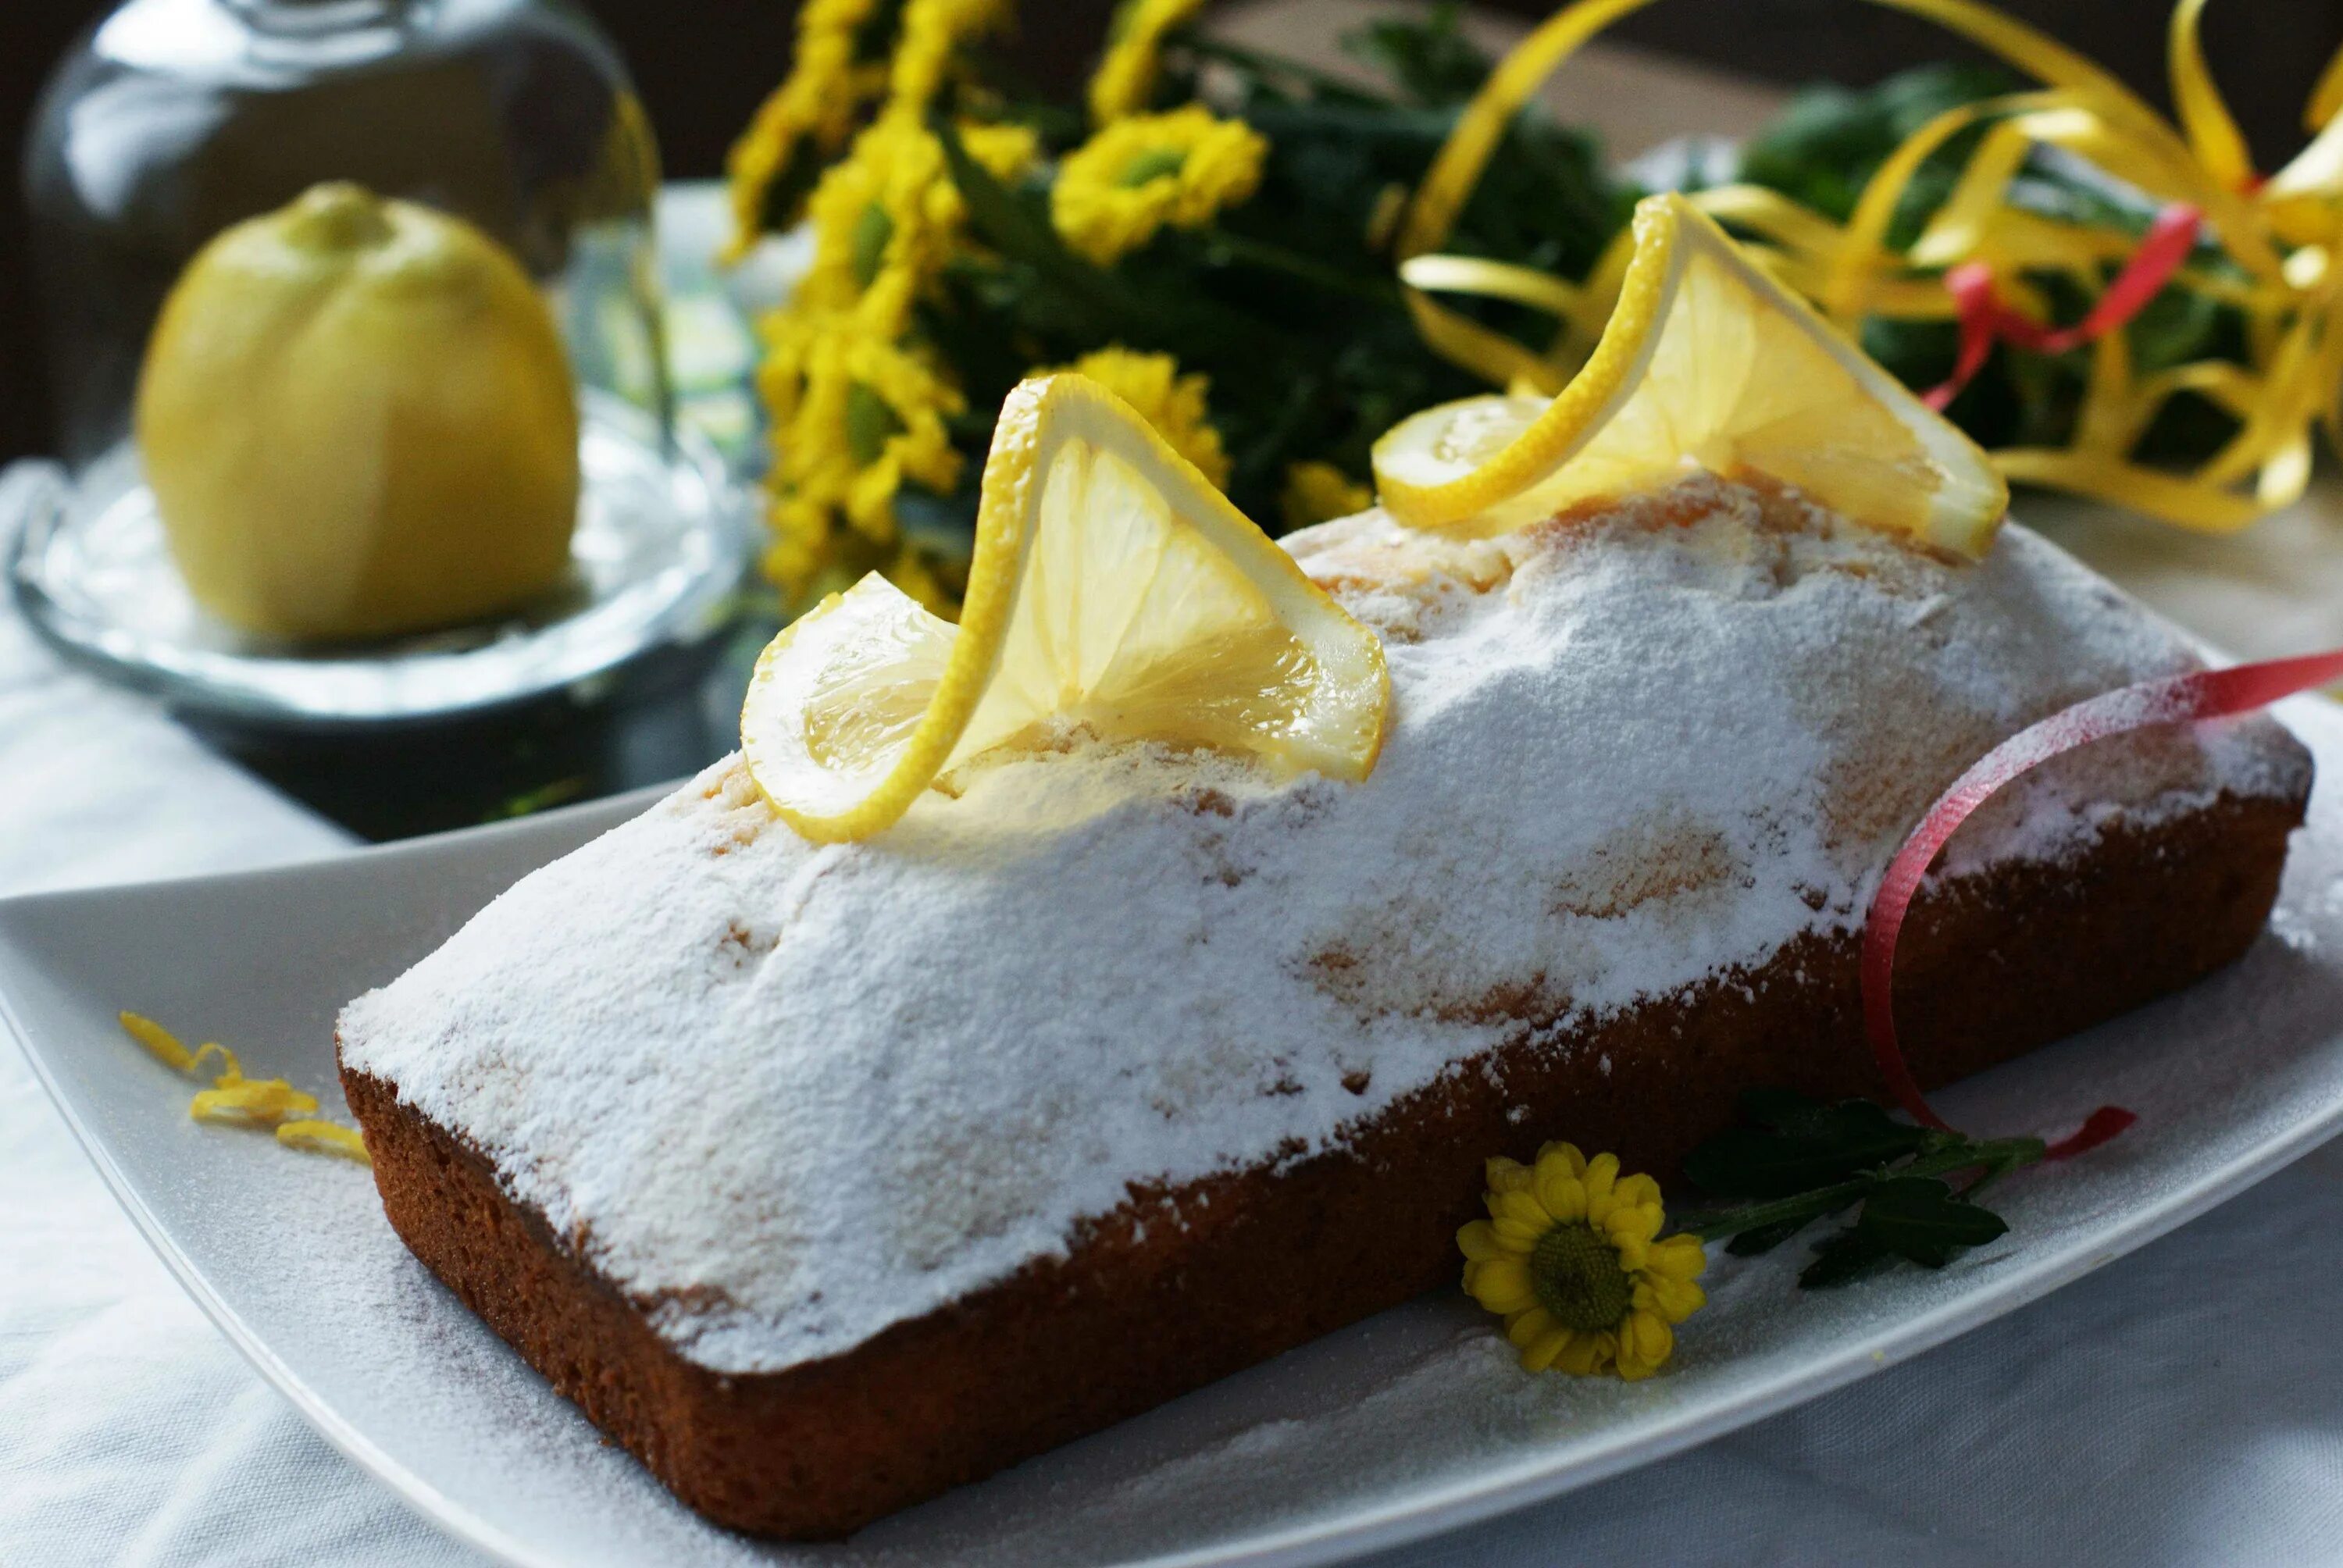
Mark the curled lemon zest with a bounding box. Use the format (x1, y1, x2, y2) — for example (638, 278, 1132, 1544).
(2168, 0, 2254, 193)
(191, 1079, 319, 1125)
(119, 1010, 194, 1073)
(276, 1121, 373, 1166)
(2309, 38, 2343, 135)
(1394, 0, 2343, 535)
(189, 1041, 244, 1083)
(118, 1010, 366, 1161)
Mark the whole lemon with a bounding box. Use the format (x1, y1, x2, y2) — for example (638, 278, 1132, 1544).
(137, 183, 581, 643)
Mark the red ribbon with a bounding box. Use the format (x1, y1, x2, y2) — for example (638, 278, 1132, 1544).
(1861, 647, 2343, 1158)
(1924, 203, 2203, 412)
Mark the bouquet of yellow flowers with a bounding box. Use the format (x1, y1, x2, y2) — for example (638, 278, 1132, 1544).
(729, 0, 2343, 617)
(725, 1, 1630, 611)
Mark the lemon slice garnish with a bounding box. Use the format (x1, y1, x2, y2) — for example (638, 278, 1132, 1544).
(743, 373, 1391, 843)
(1373, 192, 2008, 555)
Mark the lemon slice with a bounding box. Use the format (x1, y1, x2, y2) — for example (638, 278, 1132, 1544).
(743, 373, 1391, 843)
(1373, 192, 2008, 555)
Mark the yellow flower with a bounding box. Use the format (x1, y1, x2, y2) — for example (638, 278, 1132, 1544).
(1282, 460, 1374, 527)
(799, 116, 1042, 329)
(1037, 347, 1229, 486)
(1088, 0, 1210, 123)
(797, 123, 948, 330)
(1052, 105, 1268, 266)
(760, 311, 965, 601)
(887, 0, 1014, 119)
(724, 0, 890, 259)
(1458, 1142, 1706, 1380)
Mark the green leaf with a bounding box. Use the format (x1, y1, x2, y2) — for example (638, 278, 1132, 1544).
(1724, 1216, 1814, 1257)
(1340, 2, 1491, 108)
(1682, 1095, 1933, 1200)
(1855, 1176, 2010, 1267)
(1735, 1088, 1825, 1130)
(931, 116, 1129, 328)
(1740, 63, 2015, 225)
(1799, 1229, 1901, 1289)
(932, 116, 1313, 371)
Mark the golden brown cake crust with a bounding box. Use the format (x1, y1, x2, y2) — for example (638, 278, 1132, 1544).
(342, 786, 2305, 1540)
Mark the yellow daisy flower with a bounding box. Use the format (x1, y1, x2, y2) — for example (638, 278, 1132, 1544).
(1036, 347, 1230, 486)
(723, 0, 890, 259)
(1459, 1142, 1707, 1380)
(1281, 460, 1374, 527)
(954, 122, 1045, 201)
(767, 313, 966, 564)
(1051, 105, 1268, 267)
(797, 121, 952, 330)
(799, 116, 1042, 328)
(1088, 0, 1210, 124)
(887, 0, 1014, 119)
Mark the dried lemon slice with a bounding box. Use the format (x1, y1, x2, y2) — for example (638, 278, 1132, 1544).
(1373, 192, 2008, 556)
(743, 373, 1391, 843)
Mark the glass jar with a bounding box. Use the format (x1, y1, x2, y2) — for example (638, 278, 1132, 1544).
(9, 0, 753, 739)
(23, 0, 669, 472)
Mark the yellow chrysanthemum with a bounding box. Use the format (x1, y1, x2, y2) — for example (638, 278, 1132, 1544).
(1035, 347, 1230, 486)
(1088, 0, 1210, 123)
(1458, 1142, 1706, 1380)
(724, 0, 890, 259)
(1282, 460, 1374, 527)
(798, 114, 1043, 326)
(1052, 105, 1268, 266)
(761, 313, 965, 599)
(887, 0, 1014, 118)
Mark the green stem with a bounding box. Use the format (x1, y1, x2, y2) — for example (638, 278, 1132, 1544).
(1956, 1146, 2038, 1206)
(1205, 229, 1403, 305)
(1678, 1136, 2046, 1243)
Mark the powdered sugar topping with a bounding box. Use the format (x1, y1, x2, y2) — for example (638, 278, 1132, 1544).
(338, 476, 2306, 1374)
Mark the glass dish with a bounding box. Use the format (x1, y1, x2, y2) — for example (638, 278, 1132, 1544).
(7, 396, 750, 729)
(25, 0, 668, 472)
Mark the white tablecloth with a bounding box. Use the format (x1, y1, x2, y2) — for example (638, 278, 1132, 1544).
(8, 445, 2343, 1566)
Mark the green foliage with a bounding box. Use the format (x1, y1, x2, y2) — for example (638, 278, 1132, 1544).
(762, 23, 2251, 581)
(1684, 1089, 1934, 1199)
(1342, 2, 1492, 107)
(1678, 1089, 2038, 1290)
(902, 12, 1628, 539)
(1739, 63, 2250, 469)
(1739, 63, 2015, 233)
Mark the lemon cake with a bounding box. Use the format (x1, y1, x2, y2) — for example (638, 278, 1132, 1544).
(338, 474, 2309, 1536)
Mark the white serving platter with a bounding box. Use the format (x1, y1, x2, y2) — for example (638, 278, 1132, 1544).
(7, 697, 2343, 1568)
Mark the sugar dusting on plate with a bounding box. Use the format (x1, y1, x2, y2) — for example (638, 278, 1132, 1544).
(337, 476, 2307, 1376)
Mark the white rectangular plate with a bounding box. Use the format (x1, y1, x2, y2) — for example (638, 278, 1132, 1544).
(9, 702, 2343, 1568)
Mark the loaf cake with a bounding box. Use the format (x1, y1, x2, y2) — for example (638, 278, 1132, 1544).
(338, 473, 2311, 1538)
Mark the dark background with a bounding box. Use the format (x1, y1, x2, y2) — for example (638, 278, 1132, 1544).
(3, 0, 2338, 466)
